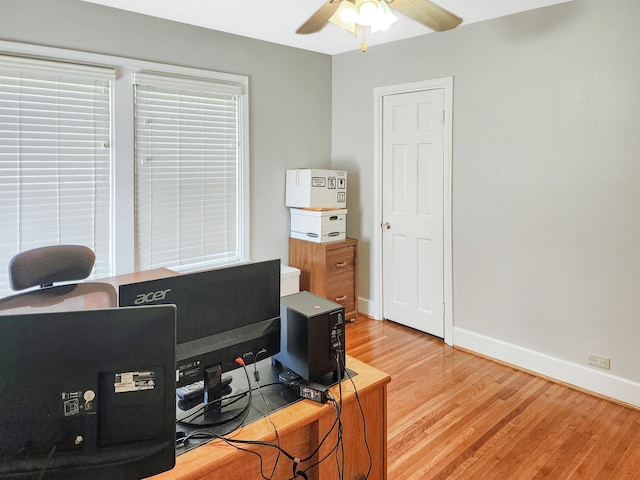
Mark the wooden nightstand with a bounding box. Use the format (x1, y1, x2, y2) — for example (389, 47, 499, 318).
(288, 237, 358, 321)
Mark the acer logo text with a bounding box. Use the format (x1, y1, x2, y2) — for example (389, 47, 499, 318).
(134, 289, 172, 305)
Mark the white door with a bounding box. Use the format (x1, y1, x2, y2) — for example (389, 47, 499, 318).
(382, 88, 445, 336)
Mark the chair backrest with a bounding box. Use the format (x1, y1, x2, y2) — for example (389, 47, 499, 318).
(0, 245, 116, 315)
(8, 245, 96, 291)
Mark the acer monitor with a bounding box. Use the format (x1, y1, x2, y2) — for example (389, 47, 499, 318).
(0, 305, 177, 480)
(118, 259, 281, 426)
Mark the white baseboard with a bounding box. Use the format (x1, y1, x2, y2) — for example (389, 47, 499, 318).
(454, 327, 640, 408)
(357, 296, 379, 320)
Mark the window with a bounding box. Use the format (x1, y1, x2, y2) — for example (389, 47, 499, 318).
(0, 55, 114, 295)
(0, 43, 249, 297)
(134, 72, 245, 272)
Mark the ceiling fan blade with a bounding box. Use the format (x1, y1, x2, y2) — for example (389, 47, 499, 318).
(389, 0, 462, 32)
(296, 1, 343, 34)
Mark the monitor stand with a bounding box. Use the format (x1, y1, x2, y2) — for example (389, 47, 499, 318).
(176, 365, 249, 427)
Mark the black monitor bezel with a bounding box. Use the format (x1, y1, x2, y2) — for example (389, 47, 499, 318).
(117, 259, 281, 388)
(0, 305, 177, 480)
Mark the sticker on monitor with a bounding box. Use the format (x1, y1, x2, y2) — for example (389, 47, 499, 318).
(61, 389, 97, 416)
(114, 371, 156, 393)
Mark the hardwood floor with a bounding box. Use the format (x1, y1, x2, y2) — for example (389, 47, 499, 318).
(345, 317, 640, 480)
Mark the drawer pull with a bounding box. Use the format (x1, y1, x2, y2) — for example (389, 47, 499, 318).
(335, 295, 347, 302)
(335, 261, 347, 268)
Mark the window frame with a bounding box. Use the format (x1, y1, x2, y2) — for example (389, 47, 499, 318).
(0, 55, 115, 287)
(0, 40, 250, 278)
(133, 71, 246, 272)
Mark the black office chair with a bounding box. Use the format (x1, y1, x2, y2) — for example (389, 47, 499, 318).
(0, 245, 117, 314)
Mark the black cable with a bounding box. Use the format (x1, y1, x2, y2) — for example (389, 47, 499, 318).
(176, 381, 283, 426)
(335, 352, 345, 480)
(37, 444, 56, 480)
(202, 432, 299, 461)
(295, 353, 347, 478)
(225, 361, 253, 434)
(177, 392, 249, 425)
(212, 433, 283, 480)
(177, 362, 254, 438)
(253, 349, 282, 479)
(197, 386, 344, 478)
(297, 394, 343, 476)
(292, 459, 309, 479)
(338, 347, 373, 480)
(297, 394, 343, 463)
(176, 359, 298, 479)
(177, 352, 349, 479)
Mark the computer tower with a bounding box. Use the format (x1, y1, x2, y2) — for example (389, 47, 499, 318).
(274, 291, 345, 383)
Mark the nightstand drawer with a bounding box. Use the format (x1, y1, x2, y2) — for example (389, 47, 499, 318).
(326, 246, 356, 281)
(326, 280, 355, 315)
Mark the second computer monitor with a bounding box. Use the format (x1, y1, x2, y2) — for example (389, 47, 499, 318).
(118, 259, 281, 389)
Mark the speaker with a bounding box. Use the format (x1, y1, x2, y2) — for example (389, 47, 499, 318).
(274, 291, 345, 383)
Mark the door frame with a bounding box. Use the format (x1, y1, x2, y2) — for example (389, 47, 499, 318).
(372, 77, 454, 345)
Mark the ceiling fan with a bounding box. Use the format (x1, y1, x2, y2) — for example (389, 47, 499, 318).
(296, 0, 462, 35)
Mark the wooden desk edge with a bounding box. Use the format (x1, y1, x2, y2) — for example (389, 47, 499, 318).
(97, 267, 179, 289)
(151, 357, 390, 479)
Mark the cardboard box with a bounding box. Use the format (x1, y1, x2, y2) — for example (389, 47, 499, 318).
(290, 208, 347, 243)
(280, 264, 300, 296)
(286, 169, 347, 209)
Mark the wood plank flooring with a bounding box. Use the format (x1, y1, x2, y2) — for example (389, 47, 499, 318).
(345, 317, 640, 479)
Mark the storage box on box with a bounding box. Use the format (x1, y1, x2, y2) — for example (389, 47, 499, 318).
(290, 208, 347, 243)
(286, 169, 347, 209)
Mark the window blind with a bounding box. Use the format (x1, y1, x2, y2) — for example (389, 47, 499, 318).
(134, 72, 242, 272)
(0, 56, 114, 296)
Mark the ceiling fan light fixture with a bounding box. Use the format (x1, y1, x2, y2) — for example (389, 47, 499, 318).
(331, 0, 396, 33)
(298, 0, 462, 39)
(371, 0, 398, 33)
(328, 1, 358, 34)
(355, 0, 382, 27)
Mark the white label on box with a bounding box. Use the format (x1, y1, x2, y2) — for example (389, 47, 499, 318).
(312, 177, 326, 187)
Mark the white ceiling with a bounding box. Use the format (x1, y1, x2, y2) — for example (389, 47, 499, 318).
(81, 0, 572, 55)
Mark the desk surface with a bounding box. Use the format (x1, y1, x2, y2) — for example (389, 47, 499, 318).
(99, 268, 390, 479)
(97, 267, 178, 289)
(151, 355, 390, 480)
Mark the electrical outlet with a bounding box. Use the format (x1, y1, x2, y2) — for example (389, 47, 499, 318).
(588, 354, 610, 370)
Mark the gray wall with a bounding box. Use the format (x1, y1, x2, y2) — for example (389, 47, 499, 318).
(332, 0, 640, 391)
(3, 0, 639, 400)
(0, 0, 332, 267)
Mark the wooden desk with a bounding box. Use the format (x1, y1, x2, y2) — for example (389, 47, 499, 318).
(151, 356, 390, 480)
(99, 268, 389, 479)
(97, 267, 178, 289)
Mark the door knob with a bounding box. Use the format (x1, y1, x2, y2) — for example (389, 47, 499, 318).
(382, 222, 391, 230)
